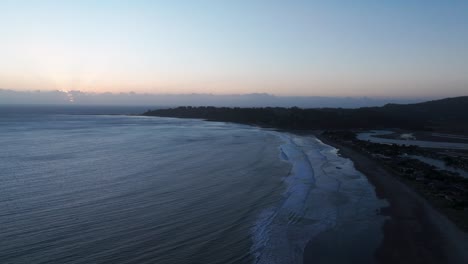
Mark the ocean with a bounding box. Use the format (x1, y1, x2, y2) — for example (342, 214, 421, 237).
(0, 106, 386, 264)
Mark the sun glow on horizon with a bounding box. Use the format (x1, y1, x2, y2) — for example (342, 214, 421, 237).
(1, 1, 468, 98)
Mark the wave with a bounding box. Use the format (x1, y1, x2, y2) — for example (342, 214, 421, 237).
(251, 132, 387, 264)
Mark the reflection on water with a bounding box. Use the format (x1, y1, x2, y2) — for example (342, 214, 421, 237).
(0, 109, 387, 264)
(357, 130, 468, 150)
(403, 154, 468, 178)
(0, 113, 290, 264)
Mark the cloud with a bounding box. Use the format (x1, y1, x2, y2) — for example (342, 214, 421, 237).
(0, 89, 430, 108)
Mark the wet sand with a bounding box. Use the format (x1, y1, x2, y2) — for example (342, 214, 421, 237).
(304, 134, 468, 264)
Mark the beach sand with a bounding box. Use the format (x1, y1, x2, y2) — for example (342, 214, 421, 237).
(304, 134, 468, 264)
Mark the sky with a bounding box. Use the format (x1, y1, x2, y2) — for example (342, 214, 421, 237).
(1, 0, 467, 98)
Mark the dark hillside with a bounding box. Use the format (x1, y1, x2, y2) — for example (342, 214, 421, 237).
(380, 96, 468, 122)
(143, 96, 468, 132)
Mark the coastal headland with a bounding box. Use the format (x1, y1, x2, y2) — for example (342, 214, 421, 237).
(143, 96, 468, 263)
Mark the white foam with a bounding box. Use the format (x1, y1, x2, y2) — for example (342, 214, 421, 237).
(251, 133, 388, 264)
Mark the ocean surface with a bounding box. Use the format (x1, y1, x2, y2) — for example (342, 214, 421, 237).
(0, 106, 386, 264)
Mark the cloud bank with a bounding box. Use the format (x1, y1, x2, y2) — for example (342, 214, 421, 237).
(0, 89, 432, 108)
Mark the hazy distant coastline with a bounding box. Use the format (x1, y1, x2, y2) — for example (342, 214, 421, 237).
(0, 89, 433, 108)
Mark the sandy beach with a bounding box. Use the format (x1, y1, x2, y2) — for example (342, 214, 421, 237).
(307, 134, 468, 264)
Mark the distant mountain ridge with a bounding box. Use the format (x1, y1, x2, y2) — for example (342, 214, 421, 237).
(0, 89, 430, 108)
(143, 96, 468, 132)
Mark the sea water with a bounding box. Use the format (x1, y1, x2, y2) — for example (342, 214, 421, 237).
(0, 106, 386, 264)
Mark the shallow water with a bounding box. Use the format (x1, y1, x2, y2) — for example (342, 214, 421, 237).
(357, 130, 468, 150)
(252, 134, 387, 264)
(0, 107, 386, 263)
(404, 155, 468, 178)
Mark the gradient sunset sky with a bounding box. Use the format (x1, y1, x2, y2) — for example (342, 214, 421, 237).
(1, 0, 467, 97)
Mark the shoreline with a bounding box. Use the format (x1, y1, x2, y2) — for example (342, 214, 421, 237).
(257, 131, 386, 264)
(310, 132, 468, 264)
(138, 115, 468, 263)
